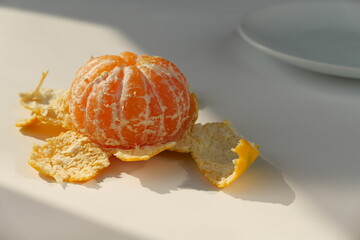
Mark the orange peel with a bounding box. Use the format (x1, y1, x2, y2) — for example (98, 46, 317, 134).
(15, 114, 39, 128)
(29, 130, 110, 183)
(171, 121, 259, 188)
(18, 71, 72, 129)
(111, 141, 176, 161)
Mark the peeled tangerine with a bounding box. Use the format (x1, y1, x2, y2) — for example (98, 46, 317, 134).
(17, 52, 259, 188)
(69, 52, 194, 148)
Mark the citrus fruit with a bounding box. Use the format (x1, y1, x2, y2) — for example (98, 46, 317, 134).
(17, 53, 259, 187)
(69, 52, 194, 149)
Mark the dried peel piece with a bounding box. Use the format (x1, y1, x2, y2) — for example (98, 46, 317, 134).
(35, 90, 72, 129)
(112, 141, 176, 161)
(170, 128, 192, 153)
(29, 131, 110, 182)
(173, 121, 259, 188)
(18, 71, 72, 129)
(15, 114, 39, 128)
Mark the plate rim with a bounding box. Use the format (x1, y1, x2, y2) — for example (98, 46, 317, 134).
(238, 1, 360, 78)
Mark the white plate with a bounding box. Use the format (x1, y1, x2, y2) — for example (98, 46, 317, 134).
(239, 1, 360, 79)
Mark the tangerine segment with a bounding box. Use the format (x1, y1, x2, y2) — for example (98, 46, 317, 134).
(136, 55, 190, 142)
(29, 131, 110, 183)
(119, 51, 138, 65)
(70, 56, 128, 132)
(69, 52, 192, 149)
(112, 93, 198, 161)
(173, 121, 259, 188)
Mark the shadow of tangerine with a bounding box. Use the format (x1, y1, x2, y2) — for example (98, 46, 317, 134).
(93, 152, 202, 194)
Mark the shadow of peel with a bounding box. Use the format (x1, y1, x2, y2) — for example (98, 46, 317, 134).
(223, 157, 295, 205)
(94, 152, 295, 205)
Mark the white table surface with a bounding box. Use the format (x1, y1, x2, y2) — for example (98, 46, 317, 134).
(0, 0, 359, 239)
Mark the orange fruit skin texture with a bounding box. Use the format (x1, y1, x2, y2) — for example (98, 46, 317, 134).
(69, 52, 192, 149)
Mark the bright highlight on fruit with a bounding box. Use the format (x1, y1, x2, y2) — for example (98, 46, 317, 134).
(17, 52, 259, 188)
